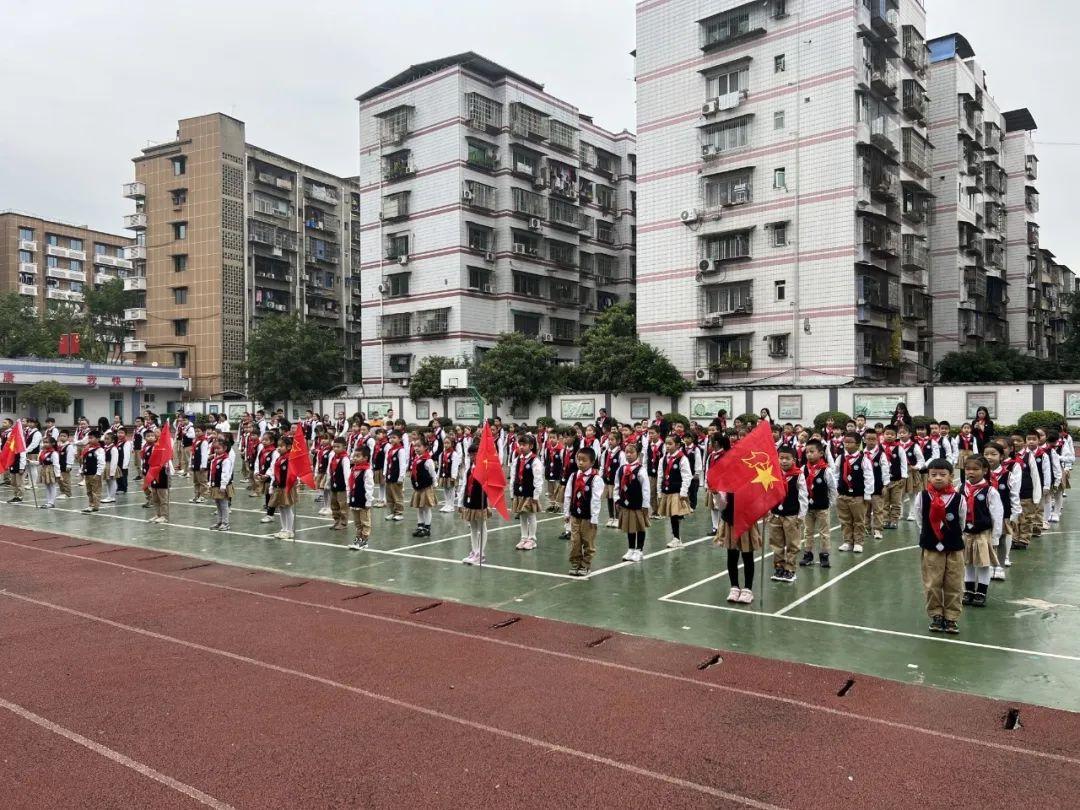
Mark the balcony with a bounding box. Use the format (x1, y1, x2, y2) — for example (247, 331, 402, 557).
(124, 307, 147, 321)
(869, 118, 898, 155)
(124, 213, 148, 230)
(255, 171, 294, 191)
(867, 171, 899, 202)
(1025, 156, 1038, 180)
(19, 239, 37, 252)
(19, 262, 37, 275)
(870, 2, 899, 38)
(93, 271, 116, 286)
(304, 212, 340, 232)
(19, 283, 37, 297)
(46, 288, 84, 303)
(699, 11, 767, 53)
(94, 253, 133, 269)
(46, 245, 87, 261)
(46, 267, 86, 282)
(305, 184, 339, 205)
(123, 339, 147, 353)
(870, 63, 899, 97)
(122, 182, 146, 199)
(123, 276, 146, 292)
(123, 245, 146, 261)
(1026, 191, 1040, 214)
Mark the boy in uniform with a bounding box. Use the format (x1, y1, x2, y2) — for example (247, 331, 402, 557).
(768, 447, 808, 583)
(563, 447, 604, 577)
(800, 438, 836, 568)
(911, 459, 963, 634)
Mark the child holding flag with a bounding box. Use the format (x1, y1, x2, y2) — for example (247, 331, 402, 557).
(142, 427, 174, 524)
(268, 435, 296, 540)
(1, 417, 27, 503)
(457, 442, 490, 565)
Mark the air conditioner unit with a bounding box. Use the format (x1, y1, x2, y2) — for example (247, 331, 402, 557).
(703, 314, 724, 327)
(462, 189, 474, 202)
(481, 283, 493, 293)
(681, 208, 700, 224)
(702, 98, 720, 115)
(398, 254, 409, 265)
(528, 217, 542, 230)
(513, 243, 528, 254)
(701, 144, 719, 157)
(378, 282, 388, 294)
(698, 258, 717, 274)
(694, 367, 711, 381)
(484, 251, 496, 262)
(540, 332, 555, 343)
(272, 246, 283, 257)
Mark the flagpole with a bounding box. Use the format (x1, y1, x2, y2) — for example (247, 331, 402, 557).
(758, 517, 765, 611)
(28, 468, 39, 509)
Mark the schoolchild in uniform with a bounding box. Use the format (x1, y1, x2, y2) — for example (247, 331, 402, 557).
(382, 431, 408, 521)
(326, 437, 351, 531)
(190, 427, 210, 503)
(208, 438, 235, 531)
(254, 433, 277, 520)
(645, 426, 664, 517)
(58, 430, 75, 500)
(656, 434, 692, 549)
(834, 431, 874, 553)
(911, 459, 963, 634)
(898, 424, 925, 521)
(268, 436, 296, 540)
(511, 434, 544, 551)
(314, 434, 333, 514)
(961, 455, 1003, 609)
(557, 431, 577, 539)
(543, 433, 565, 513)
(984, 442, 1020, 581)
(768, 447, 808, 584)
(437, 436, 461, 513)
(347, 445, 374, 550)
(1041, 430, 1065, 525)
(563, 447, 604, 577)
(101, 432, 119, 504)
(956, 423, 979, 470)
(703, 433, 729, 535)
(879, 425, 908, 529)
(716, 490, 761, 605)
(457, 442, 490, 565)
(800, 438, 836, 568)
(178, 417, 195, 477)
(408, 434, 438, 537)
(142, 430, 173, 524)
(681, 431, 702, 513)
(79, 432, 105, 513)
(615, 441, 650, 562)
(1012, 432, 1042, 549)
(115, 428, 132, 495)
(1031, 430, 1055, 533)
(371, 428, 389, 508)
(937, 421, 958, 467)
(1055, 422, 1074, 517)
(38, 437, 61, 508)
(862, 428, 891, 540)
(599, 431, 625, 528)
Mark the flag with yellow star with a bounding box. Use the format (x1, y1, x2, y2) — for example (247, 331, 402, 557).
(473, 421, 510, 519)
(705, 419, 787, 539)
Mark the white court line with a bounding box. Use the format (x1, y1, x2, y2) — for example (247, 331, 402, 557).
(0, 695, 234, 809)
(657, 552, 777, 599)
(394, 515, 565, 552)
(585, 534, 716, 578)
(0, 591, 781, 809)
(773, 546, 917, 616)
(9, 504, 275, 541)
(362, 547, 580, 580)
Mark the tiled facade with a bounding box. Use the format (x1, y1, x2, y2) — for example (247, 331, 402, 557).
(0, 211, 132, 321)
(123, 114, 360, 398)
(635, 0, 932, 386)
(356, 53, 636, 393)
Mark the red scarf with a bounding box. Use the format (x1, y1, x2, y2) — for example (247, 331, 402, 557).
(927, 484, 956, 541)
(804, 458, 828, 487)
(328, 451, 347, 478)
(410, 451, 431, 479)
(603, 446, 621, 477)
(209, 452, 228, 484)
(649, 440, 664, 465)
(272, 453, 288, 486)
(964, 480, 989, 521)
(662, 450, 683, 485)
(841, 452, 859, 481)
(573, 469, 595, 501)
(959, 434, 974, 450)
(348, 462, 370, 493)
(80, 444, 99, 460)
(516, 452, 534, 480)
(619, 462, 640, 494)
(257, 445, 274, 470)
(989, 463, 1009, 491)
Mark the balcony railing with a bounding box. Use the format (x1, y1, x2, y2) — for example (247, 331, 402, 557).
(1025, 156, 1038, 180)
(123, 339, 146, 353)
(18, 239, 37, 252)
(46, 245, 87, 261)
(47, 267, 86, 283)
(123, 276, 146, 292)
(870, 63, 899, 97)
(19, 262, 37, 275)
(19, 283, 37, 297)
(1026, 192, 1040, 213)
(123, 213, 147, 230)
(869, 117, 897, 154)
(305, 184, 339, 204)
(123, 245, 146, 261)
(255, 171, 293, 190)
(305, 212, 340, 231)
(94, 253, 133, 269)
(46, 288, 84, 302)
(122, 182, 146, 199)
(124, 307, 147, 321)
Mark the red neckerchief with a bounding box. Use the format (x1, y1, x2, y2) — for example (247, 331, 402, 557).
(927, 484, 956, 541)
(75, 427, 87, 441)
(349, 462, 370, 492)
(959, 434, 974, 450)
(964, 480, 989, 521)
(573, 469, 595, 501)
(258, 445, 274, 468)
(209, 452, 228, 482)
(516, 452, 534, 481)
(603, 446, 620, 477)
(1035, 446, 1047, 459)
(328, 451, 347, 477)
(662, 450, 683, 484)
(804, 458, 828, 486)
(40, 448, 55, 466)
(561, 446, 575, 467)
(440, 448, 454, 470)
(989, 464, 1009, 491)
(619, 462, 640, 494)
(373, 438, 387, 459)
(914, 436, 929, 450)
(864, 445, 881, 465)
(842, 452, 859, 480)
(273, 453, 288, 484)
(410, 451, 430, 478)
(880, 441, 896, 461)
(784, 466, 802, 482)
(649, 440, 664, 464)
(707, 448, 725, 470)
(81, 444, 99, 460)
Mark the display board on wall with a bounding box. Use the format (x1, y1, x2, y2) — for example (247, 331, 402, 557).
(777, 395, 802, 421)
(454, 400, 481, 421)
(1066, 392, 1080, 419)
(965, 392, 998, 420)
(559, 398, 596, 421)
(226, 403, 249, 422)
(630, 398, 651, 420)
(852, 393, 905, 420)
(688, 396, 733, 420)
(365, 401, 393, 420)
(414, 400, 430, 421)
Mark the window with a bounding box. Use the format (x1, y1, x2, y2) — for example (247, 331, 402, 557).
(774, 110, 785, 130)
(386, 273, 410, 298)
(380, 312, 412, 339)
(706, 65, 748, 98)
(171, 156, 187, 176)
(774, 280, 787, 301)
(775, 54, 786, 73)
(703, 170, 753, 207)
(388, 354, 412, 374)
(597, 292, 619, 311)
(509, 102, 548, 139)
(463, 179, 496, 209)
(701, 116, 751, 154)
(415, 308, 449, 335)
(47, 256, 58, 268)
(773, 168, 787, 189)
(466, 139, 499, 170)
(702, 8, 751, 49)
(772, 223, 788, 246)
(171, 189, 187, 206)
(385, 232, 409, 259)
(173, 287, 188, 305)
(767, 334, 790, 358)
(549, 198, 581, 228)
(95, 244, 106, 255)
(596, 185, 615, 211)
(549, 120, 578, 152)
(465, 93, 503, 130)
(550, 317, 576, 342)
(548, 240, 576, 267)
(173, 255, 188, 272)
(511, 148, 540, 177)
(173, 319, 189, 337)
(69, 238, 83, 252)
(703, 230, 752, 262)
(69, 259, 83, 272)
(511, 187, 545, 217)
(377, 106, 413, 144)
(381, 191, 410, 219)
(47, 234, 58, 246)
(468, 266, 493, 291)
(513, 272, 542, 297)
(0, 390, 17, 412)
(18, 227, 33, 242)
(172, 222, 187, 240)
(704, 282, 753, 314)
(513, 312, 541, 337)
(467, 225, 492, 252)
(172, 351, 188, 368)
(596, 253, 617, 282)
(595, 221, 615, 244)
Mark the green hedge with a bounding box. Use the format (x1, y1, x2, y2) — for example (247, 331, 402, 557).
(813, 411, 852, 432)
(1017, 410, 1066, 435)
(735, 412, 759, 426)
(536, 416, 557, 429)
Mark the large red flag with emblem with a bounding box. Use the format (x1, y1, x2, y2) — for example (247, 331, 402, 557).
(287, 423, 317, 492)
(0, 419, 27, 474)
(706, 420, 786, 539)
(473, 422, 509, 519)
(143, 421, 173, 491)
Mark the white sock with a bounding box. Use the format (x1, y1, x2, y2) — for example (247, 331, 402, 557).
(470, 521, 482, 555)
(976, 566, 991, 586)
(710, 508, 721, 528)
(525, 512, 537, 539)
(419, 507, 431, 524)
(964, 564, 976, 582)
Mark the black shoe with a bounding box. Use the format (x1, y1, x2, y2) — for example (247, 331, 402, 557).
(784, 570, 797, 583)
(569, 566, 583, 576)
(972, 592, 987, 607)
(819, 553, 831, 569)
(962, 590, 975, 606)
(799, 551, 814, 567)
(928, 615, 945, 633)
(943, 619, 959, 634)
(558, 531, 571, 540)
(420, 526, 431, 537)
(770, 567, 784, 582)
(411, 526, 425, 537)
(141, 503, 151, 508)
(8, 497, 22, 503)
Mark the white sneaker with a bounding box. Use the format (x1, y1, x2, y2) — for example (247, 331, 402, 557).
(991, 566, 1005, 581)
(632, 549, 645, 562)
(1050, 515, 1060, 523)
(58, 494, 68, 500)
(1004, 558, 1012, 567)
(737, 588, 754, 604)
(873, 530, 883, 540)
(904, 514, 915, 522)
(392, 514, 404, 521)
(521, 538, 537, 550)
(462, 552, 477, 565)
(260, 515, 273, 523)
(838, 542, 852, 552)
(726, 586, 741, 603)
(318, 507, 332, 516)
(285, 531, 295, 540)
(853, 543, 864, 553)
(621, 549, 635, 561)
(666, 538, 683, 549)
(385, 513, 396, 521)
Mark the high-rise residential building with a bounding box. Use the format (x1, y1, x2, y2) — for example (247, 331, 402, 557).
(123, 114, 361, 399)
(926, 33, 1009, 355)
(635, 0, 935, 386)
(356, 52, 636, 394)
(0, 211, 132, 320)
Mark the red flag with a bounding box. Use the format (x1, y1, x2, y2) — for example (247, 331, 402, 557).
(0, 419, 27, 474)
(143, 421, 173, 491)
(287, 424, 316, 492)
(59, 334, 69, 356)
(706, 420, 786, 539)
(472, 422, 509, 519)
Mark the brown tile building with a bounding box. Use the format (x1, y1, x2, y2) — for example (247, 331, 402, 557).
(123, 113, 360, 399)
(0, 211, 132, 321)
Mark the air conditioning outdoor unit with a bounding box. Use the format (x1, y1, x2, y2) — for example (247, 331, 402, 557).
(528, 217, 542, 230)
(484, 251, 496, 262)
(540, 333, 554, 343)
(462, 189, 474, 202)
(703, 314, 724, 327)
(695, 367, 711, 381)
(272, 247, 283, 257)
(702, 98, 720, 115)
(681, 209, 700, 224)
(481, 283, 493, 293)
(698, 258, 717, 274)
(514, 244, 528, 254)
(377, 282, 388, 294)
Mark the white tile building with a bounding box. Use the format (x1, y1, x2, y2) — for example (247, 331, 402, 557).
(635, 0, 934, 386)
(355, 53, 636, 395)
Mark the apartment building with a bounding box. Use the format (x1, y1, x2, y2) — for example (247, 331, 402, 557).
(0, 211, 132, 320)
(356, 52, 636, 393)
(635, 0, 933, 386)
(123, 114, 361, 399)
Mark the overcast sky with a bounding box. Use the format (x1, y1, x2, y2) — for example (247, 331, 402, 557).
(1, 0, 1074, 267)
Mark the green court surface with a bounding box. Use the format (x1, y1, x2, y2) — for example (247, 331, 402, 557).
(3, 477, 1078, 712)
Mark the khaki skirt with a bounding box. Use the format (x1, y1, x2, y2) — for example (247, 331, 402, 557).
(373, 470, 385, 485)
(268, 487, 297, 508)
(41, 467, 57, 485)
(618, 508, 650, 533)
(603, 484, 615, 499)
(461, 507, 491, 522)
(656, 493, 691, 517)
(213, 484, 236, 501)
(963, 530, 998, 567)
(411, 487, 439, 508)
(439, 476, 456, 489)
(715, 521, 763, 552)
(512, 496, 540, 514)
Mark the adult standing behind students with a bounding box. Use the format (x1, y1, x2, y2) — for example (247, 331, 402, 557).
(651, 410, 669, 437)
(972, 406, 995, 447)
(891, 402, 913, 432)
(594, 408, 615, 433)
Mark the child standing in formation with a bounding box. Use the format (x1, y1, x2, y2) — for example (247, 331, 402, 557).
(101, 432, 119, 504)
(912, 458, 963, 634)
(899, 424, 925, 521)
(58, 430, 75, 500)
(543, 433, 564, 512)
(563, 447, 604, 577)
(1013, 432, 1043, 549)
(645, 426, 664, 518)
(984, 442, 1019, 581)
(769, 447, 808, 583)
(38, 437, 61, 509)
(656, 434, 692, 549)
(599, 431, 624, 529)
(269, 436, 296, 540)
(716, 490, 760, 605)
(437, 436, 460, 513)
(348, 445, 374, 550)
(1039, 430, 1064, 526)
(800, 438, 836, 568)
(835, 432, 873, 553)
(370, 429, 388, 508)
(457, 442, 490, 565)
(208, 438, 235, 531)
(408, 435, 437, 537)
(879, 425, 908, 530)
(143, 430, 173, 524)
(615, 441, 650, 562)
(327, 437, 351, 531)
(961, 455, 1003, 608)
(862, 428, 890, 541)
(557, 432, 576, 539)
(510, 434, 544, 551)
(79, 432, 105, 514)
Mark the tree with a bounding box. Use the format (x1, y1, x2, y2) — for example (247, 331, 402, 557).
(20, 380, 72, 416)
(409, 355, 469, 400)
(473, 333, 559, 409)
(577, 303, 688, 396)
(0, 293, 56, 357)
(241, 315, 343, 404)
(83, 278, 136, 362)
(935, 345, 1062, 383)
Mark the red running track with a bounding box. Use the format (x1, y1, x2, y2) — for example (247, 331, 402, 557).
(1, 526, 1078, 809)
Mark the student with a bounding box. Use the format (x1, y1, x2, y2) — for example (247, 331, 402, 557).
(800, 438, 836, 568)
(645, 426, 664, 517)
(557, 432, 577, 539)
(347, 445, 375, 550)
(769, 447, 808, 583)
(615, 441, 650, 562)
(38, 437, 61, 509)
(143, 430, 173, 524)
(985, 442, 1019, 581)
(563, 447, 604, 576)
(326, 437, 351, 531)
(599, 431, 624, 528)
(834, 431, 873, 553)
(408, 435, 437, 537)
(268, 436, 296, 540)
(254, 433, 277, 521)
(897, 424, 924, 521)
(961, 455, 1003, 608)
(511, 434, 544, 551)
(178, 417, 195, 477)
(371, 429, 389, 508)
(704, 434, 729, 535)
(1013, 432, 1043, 549)
(1030, 430, 1054, 534)
(189, 427, 210, 503)
(437, 436, 461, 513)
(911, 459, 963, 634)
(956, 423, 979, 470)
(101, 432, 119, 504)
(79, 432, 106, 514)
(383, 431, 408, 522)
(1041, 430, 1065, 525)
(23, 417, 42, 490)
(879, 425, 908, 529)
(314, 434, 333, 514)
(543, 433, 564, 513)
(208, 438, 235, 531)
(681, 431, 702, 513)
(457, 442, 490, 565)
(57, 430, 75, 500)
(937, 421, 958, 466)
(716, 491, 760, 605)
(655, 434, 692, 549)
(862, 428, 891, 540)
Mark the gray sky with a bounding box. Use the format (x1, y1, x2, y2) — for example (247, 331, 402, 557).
(1, 0, 1073, 268)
